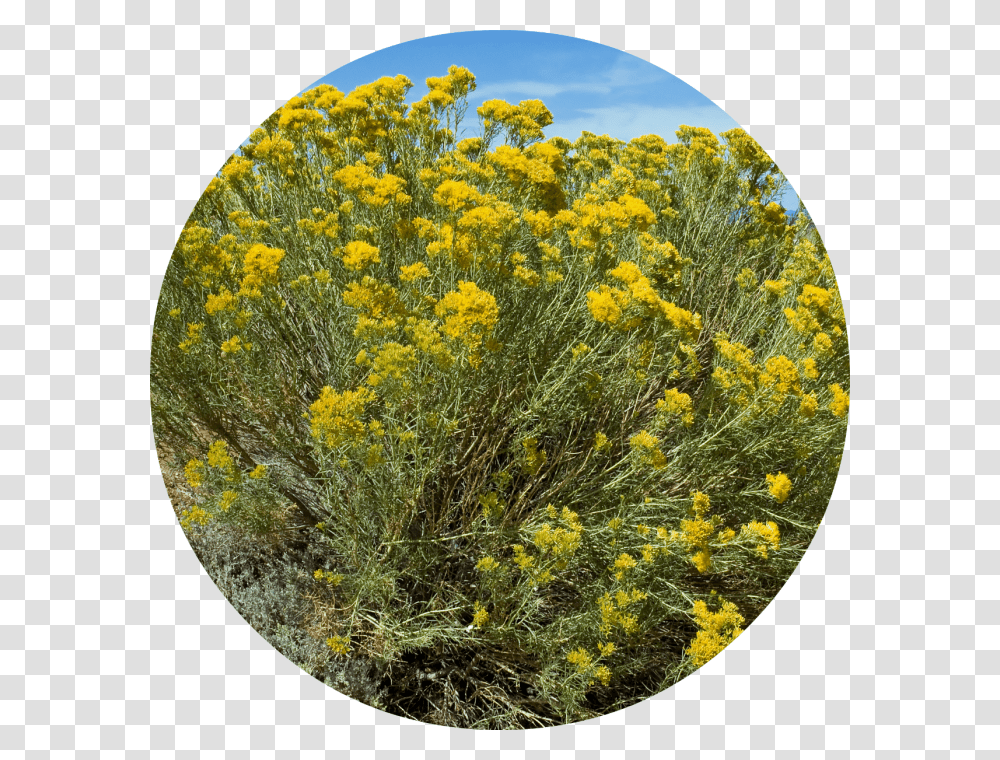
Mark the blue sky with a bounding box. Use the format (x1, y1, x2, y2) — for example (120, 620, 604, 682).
(301, 31, 800, 209)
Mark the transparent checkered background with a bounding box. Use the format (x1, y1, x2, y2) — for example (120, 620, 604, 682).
(1, 0, 997, 755)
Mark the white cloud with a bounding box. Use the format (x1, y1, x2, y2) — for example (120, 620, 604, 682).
(546, 105, 742, 143)
(468, 52, 673, 105)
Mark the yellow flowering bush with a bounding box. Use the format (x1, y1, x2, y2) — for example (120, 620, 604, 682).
(151, 67, 848, 729)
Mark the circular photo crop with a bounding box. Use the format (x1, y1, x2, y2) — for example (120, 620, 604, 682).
(151, 31, 849, 728)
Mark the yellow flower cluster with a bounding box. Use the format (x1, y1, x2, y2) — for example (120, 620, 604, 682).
(298, 208, 341, 240)
(177, 224, 232, 279)
(479, 491, 507, 520)
(399, 261, 430, 282)
(184, 459, 205, 488)
(586, 261, 701, 341)
(245, 134, 297, 176)
(221, 335, 245, 354)
(178, 322, 204, 353)
(668, 125, 724, 174)
(421, 65, 476, 109)
(478, 98, 554, 147)
(628, 430, 667, 470)
(766, 472, 792, 503)
(741, 521, 781, 559)
(404, 318, 455, 370)
(342, 277, 407, 338)
(686, 599, 744, 668)
(452, 202, 520, 270)
(277, 95, 326, 132)
(784, 280, 845, 358)
(611, 552, 638, 581)
(736, 268, 756, 290)
(487, 144, 565, 212)
(829, 383, 850, 417)
(639, 232, 687, 288)
(308, 385, 377, 449)
(475, 556, 500, 573)
(565, 647, 612, 687)
(798, 393, 819, 418)
(240, 243, 286, 297)
(521, 437, 547, 476)
(207, 440, 233, 471)
(566, 193, 656, 250)
(533, 506, 584, 570)
(219, 490, 238, 512)
(326, 635, 351, 655)
(432, 179, 484, 212)
(678, 491, 717, 573)
(713, 337, 806, 416)
(656, 387, 694, 427)
(434, 281, 499, 354)
(334, 164, 411, 208)
(313, 569, 343, 586)
(593, 431, 611, 453)
(597, 587, 647, 637)
(472, 601, 489, 628)
(219, 155, 254, 185)
(180, 505, 211, 530)
(205, 288, 236, 315)
(365, 342, 417, 387)
(566, 647, 592, 671)
(342, 240, 380, 272)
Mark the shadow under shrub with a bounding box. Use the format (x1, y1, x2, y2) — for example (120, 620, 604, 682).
(151, 66, 849, 728)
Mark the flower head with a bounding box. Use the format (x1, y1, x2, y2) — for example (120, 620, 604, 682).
(766, 472, 792, 504)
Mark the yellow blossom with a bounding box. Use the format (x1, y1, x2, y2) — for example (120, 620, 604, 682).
(686, 599, 744, 668)
(342, 240, 380, 272)
(178, 322, 204, 353)
(814, 332, 833, 357)
(594, 665, 612, 686)
(308, 386, 377, 449)
(180, 505, 212, 530)
(612, 553, 638, 581)
(219, 490, 238, 512)
(741, 520, 780, 559)
(521, 437, 547, 475)
(207, 440, 233, 471)
(762, 279, 790, 298)
(629, 430, 667, 469)
(366, 342, 417, 386)
(766, 472, 792, 504)
(656, 388, 694, 427)
(221, 335, 244, 354)
(798, 393, 818, 418)
(736, 268, 756, 289)
(240, 243, 285, 296)
(472, 601, 489, 628)
(567, 647, 593, 673)
(184, 459, 205, 488)
(399, 261, 431, 282)
(829, 383, 850, 417)
(326, 635, 351, 655)
(205, 288, 236, 315)
(476, 556, 500, 573)
(434, 281, 499, 352)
